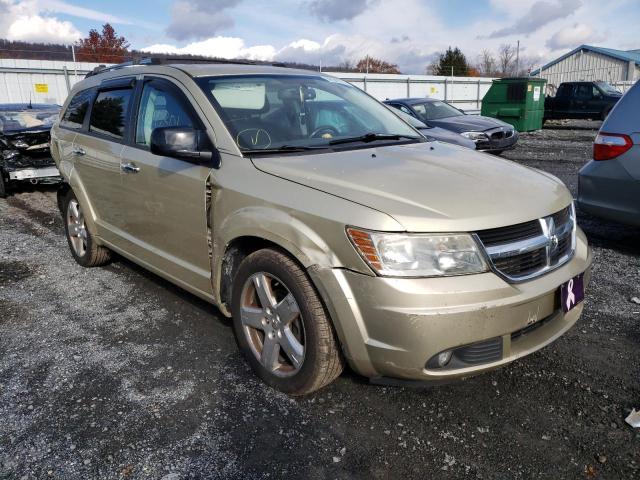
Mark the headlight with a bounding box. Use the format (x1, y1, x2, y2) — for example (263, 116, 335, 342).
(460, 131, 489, 142)
(2, 150, 20, 160)
(347, 228, 488, 277)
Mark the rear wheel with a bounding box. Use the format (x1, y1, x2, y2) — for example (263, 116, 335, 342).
(63, 190, 111, 267)
(231, 248, 344, 395)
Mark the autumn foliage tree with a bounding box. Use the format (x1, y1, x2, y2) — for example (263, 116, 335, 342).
(356, 55, 401, 74)
(75, 23, 130, 63)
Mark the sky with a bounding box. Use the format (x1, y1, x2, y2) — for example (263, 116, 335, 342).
(0, 0, 638, 73)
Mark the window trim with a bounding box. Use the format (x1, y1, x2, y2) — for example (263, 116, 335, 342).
(86, 79, 137, 143)
(59, 88, 95, 132)
(128, 75, 205, 153)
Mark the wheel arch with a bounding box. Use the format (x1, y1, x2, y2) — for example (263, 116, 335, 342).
(213, 207, 341, 316)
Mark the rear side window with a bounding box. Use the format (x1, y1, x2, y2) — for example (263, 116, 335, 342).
(557, 84, 572, 98)
(60, 89, 92, 129)
(89, 89, 132, 139)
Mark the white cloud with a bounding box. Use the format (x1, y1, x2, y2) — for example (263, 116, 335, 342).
(0, 0, 81, 43)
(142, 36, 277, 61)
(546, 23, 603, 50)
(38, 0, 134, 25)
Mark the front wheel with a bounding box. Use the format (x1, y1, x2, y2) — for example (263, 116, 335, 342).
(231, 248, 344, 395)
(63, 190, 111, 267)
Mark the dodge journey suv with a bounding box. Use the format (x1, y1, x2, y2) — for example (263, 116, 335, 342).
(51, 61, 592, 395)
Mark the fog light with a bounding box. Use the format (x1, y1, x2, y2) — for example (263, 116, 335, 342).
(436, 350, 452, 367)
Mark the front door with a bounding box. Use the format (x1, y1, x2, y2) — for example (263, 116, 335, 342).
(118, 77, 212, 295)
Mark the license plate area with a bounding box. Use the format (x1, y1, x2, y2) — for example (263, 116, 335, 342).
(560, 273, 585, 313)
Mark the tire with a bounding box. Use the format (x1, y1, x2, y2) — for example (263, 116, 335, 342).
(0, 171, 6, 199)
(231, 248, 344, 395)
(62, 190, 111, 267)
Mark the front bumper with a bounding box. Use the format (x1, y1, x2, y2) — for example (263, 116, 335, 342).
(310, 227, 592, 381)
(476, 130, 519, 152)
(7, 166, 61, 183)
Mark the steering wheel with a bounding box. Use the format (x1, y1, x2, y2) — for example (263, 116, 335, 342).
(310, 125, 340, 139)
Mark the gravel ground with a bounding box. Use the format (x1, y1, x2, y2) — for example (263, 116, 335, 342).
(1, 120, 639, 479)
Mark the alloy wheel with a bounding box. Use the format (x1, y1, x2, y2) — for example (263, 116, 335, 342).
(240, 272, 305, 377)
(66, 199, 87, 257)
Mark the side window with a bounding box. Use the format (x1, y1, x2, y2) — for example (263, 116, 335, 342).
(135, 81, 196, 147)
(557, 84, 572, 98)
(60, 89, 92, 129)
(592, 86, 602, 98)
(89, 88, 132, 139)
(575, 84, 592, 99)
(394, 104, 414, 116)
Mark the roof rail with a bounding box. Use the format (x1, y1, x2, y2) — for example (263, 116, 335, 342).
(84, 56, 292, 78)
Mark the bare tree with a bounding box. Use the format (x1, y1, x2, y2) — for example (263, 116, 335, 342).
(498, 43, 516, 77)
(477, 49, 496, 76)
(515, 54, 539, 76)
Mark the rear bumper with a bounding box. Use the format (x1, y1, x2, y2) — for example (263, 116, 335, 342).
(578, 160, 640, 226)
(310, 227, 592, 381)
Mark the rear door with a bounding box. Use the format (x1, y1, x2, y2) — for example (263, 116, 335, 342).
(572, 83, 595, 118)
(72, 78, 136, 242)
(118, 76, 212, 295)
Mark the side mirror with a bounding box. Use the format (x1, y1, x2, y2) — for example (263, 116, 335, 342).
(150, 127, 220, 168)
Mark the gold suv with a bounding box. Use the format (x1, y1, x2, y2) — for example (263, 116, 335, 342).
(51, 61, 593, 395)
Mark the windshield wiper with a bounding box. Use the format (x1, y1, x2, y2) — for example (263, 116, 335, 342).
(328, 132, 420, 146)
(242, 145, 328, 154)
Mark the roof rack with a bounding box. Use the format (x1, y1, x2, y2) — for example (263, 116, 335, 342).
(84, 56, 282, 78)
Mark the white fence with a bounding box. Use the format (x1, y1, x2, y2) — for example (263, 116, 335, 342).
(3, 58, 632, 111)
(0, 59, 97, 105)
(326, 72, 495, 111)
(0, 59, 495, 111)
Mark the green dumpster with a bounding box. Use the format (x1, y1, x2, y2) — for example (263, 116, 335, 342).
(480, 77, 547, 132)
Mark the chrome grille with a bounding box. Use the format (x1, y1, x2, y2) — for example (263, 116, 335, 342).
(475, 205, 576, 282)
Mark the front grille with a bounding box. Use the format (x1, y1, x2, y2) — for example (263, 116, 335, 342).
(493, 247, 547, 277)
(476, 220, 541, 247)
(475, 206, 575, 281)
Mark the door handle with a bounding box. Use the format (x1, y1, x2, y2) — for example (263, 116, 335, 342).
(72, 147, 85, 156)
(121, 162, 140, 173)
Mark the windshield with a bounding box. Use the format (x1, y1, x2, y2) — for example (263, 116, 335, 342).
(596, 82, 622, 95)
(392, 107, 430, 129)
(412, 101, 464, 121)
(0, 109, 59, 132)
(198, 75, 419, 151)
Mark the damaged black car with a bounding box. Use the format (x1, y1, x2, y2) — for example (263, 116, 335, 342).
(0, 103, 61, 198)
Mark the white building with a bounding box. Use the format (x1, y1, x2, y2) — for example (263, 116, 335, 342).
(532, 44, 640, 88)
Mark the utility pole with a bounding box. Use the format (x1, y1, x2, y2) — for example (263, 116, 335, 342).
(515, 40, 520, 76)
(71, 44, 78, 82)
(451, 65, 454, 77)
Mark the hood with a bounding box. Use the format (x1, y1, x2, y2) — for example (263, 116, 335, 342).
(251, 142, 572, 232)
(429, 115, 512, 133)
(1, 129, 51, 153)
(420, 126, 476, 149)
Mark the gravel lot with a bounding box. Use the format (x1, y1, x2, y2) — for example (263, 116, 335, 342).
(1, 120, 639, 479)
